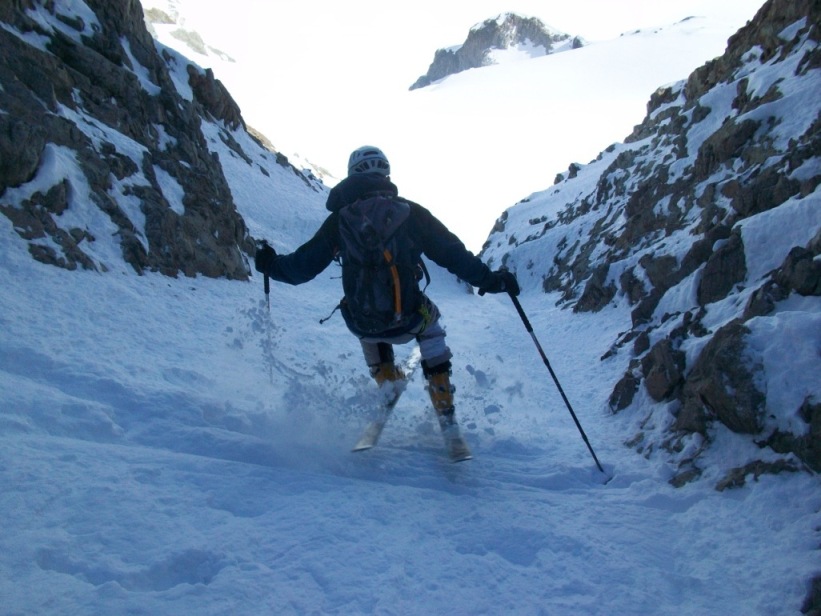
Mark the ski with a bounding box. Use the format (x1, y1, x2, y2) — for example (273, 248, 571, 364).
(356, 414, 473, 461)
(351, 386, 405, 451)
(352, 350, 421, 452)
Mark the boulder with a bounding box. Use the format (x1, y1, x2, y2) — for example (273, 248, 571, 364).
(641, 339, 685, 402)
(678, 320, 766, 434)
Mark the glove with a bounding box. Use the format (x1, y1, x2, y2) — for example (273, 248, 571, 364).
(254, 242, 277, 274)
(479, 269, 520, 296)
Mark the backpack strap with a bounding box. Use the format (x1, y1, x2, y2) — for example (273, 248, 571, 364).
(319, 301, 342, 324)
(418, 258, 431, 292)
(382, 248, 404, 324)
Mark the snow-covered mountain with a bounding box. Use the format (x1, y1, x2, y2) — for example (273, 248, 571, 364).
(1, 0, 819, 614)
(142, 0, 235, 63)
(482, 0, 821, 489)
(409, 12, 583, 90)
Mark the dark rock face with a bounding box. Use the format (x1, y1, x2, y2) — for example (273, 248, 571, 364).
(641, 339, 686, 402)
(696, 231, 747, 305)
(0, 0, 257, 278)
(410, 13, 581, 90)
(775, 245, 821, 296)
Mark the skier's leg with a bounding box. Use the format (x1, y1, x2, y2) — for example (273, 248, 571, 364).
(417, 320, 458, 429)
(361, 341, 404, 385)
(417, 319, 452, 371)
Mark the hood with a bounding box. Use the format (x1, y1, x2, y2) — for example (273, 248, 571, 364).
(326, 173, 399, 213)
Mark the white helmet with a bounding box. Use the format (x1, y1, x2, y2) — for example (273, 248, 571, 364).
(347, 146, 390, 176)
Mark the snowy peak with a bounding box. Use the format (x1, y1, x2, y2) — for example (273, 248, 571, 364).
(142, 0, 234, 64)
(410, 12, 582, 90)
(482, 0, 820, 487)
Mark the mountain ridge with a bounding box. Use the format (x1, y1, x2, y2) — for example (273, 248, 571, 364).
(410, 12, 583, 90)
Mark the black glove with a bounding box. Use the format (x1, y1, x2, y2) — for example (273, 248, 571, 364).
(479, 269, 520, 296)
(254, 242, 277, 274)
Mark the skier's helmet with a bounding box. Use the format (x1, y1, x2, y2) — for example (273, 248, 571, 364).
(347, 146, 390, 177)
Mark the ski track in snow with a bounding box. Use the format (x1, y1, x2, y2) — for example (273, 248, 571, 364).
(1, 232, 818, 615)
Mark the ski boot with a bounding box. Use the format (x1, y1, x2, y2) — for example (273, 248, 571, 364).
(370, 361, 406, 405)
(425, 364, 472, 461)
(370, 361, 405, 385)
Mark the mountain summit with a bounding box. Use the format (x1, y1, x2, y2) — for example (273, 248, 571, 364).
(410, 13, 582, 90)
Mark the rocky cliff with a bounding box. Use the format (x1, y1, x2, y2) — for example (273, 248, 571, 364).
(410, 13, 582, 90)
(483, 0, 820, 491)
(0, 0, 318, 279)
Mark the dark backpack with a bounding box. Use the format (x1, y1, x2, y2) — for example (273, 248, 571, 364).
(337, 196, 428, 337)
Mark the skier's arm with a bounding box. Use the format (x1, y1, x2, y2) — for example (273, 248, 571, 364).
(409, 204, 494, 289)
(255, 215, 338, 285)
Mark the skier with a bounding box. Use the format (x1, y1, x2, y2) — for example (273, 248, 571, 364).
(254, 145, 519, 451)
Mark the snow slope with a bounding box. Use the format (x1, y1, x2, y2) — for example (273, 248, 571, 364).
(1, 0, 818, 614)
(2, 212, 819, 614)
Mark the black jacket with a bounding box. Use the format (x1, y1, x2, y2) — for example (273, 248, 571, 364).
(259, 173, 494, 290)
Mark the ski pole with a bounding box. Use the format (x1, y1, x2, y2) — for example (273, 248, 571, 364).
(256, 239, 271, 312)
(508, 292, 605, 474)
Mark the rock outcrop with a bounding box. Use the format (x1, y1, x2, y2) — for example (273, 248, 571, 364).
(0, 0, 314, 278)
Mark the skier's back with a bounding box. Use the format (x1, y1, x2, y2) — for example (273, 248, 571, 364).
(255, 146, 519, 455)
